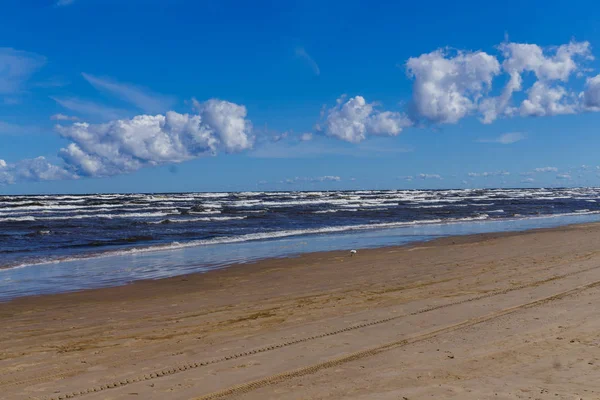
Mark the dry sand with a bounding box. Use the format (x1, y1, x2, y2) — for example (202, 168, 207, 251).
(3, 223, 600, 399)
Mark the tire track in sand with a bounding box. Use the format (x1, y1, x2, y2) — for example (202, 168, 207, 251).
(38, 264, 600, 400)
(194, 280, 600, 400)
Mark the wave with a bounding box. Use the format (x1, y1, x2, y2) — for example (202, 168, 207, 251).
(313, 209, 359, 213)
(151, 216, 247, 224)
(0, 206, 178, 217)
(8, 208, 600, 272)
(0, 216, 36, 222)
(0, 211, 174, 222)
(0, 214, 493, 270)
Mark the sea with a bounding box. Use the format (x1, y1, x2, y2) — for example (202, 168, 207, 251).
(3, 187, 600, 300)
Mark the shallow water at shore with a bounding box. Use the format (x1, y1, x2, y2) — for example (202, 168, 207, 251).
(2, 212, 600, 301)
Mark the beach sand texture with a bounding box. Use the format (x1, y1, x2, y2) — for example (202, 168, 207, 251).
(3, 223, 600, 399)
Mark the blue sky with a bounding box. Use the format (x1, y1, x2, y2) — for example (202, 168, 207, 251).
(2, 0, 600, 194)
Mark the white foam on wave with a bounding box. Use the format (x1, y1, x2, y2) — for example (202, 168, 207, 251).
(0, 203, 127, 212)
(0, 216, 36, 222)
(0, 211, 175, 222)
(313, 209, 359, 213)
(150, 216, 247, 224)
(0, 206, 177, 217)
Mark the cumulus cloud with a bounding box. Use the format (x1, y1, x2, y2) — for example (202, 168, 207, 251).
(407, 40, 593, 124)
(295, 47, 320, 76)
(54, 99, 253, 177)
(477, 132, 525, 144)
(50, 113, 79, 121)
(521, 177, 535, 183)
(0, 48, 46, 97)
(481, 41, 591, 122)
(406, 49, 500, 124)
(500, 41, 591, 82)
(582, 74, 600, 110)
(518, 81, 577, 117)
(82, 73, 176, 114)
(321, 95, 411, 143)
(556, 173, 571, 180)
(0, 157, 76, 185)
(534, 166, 558, 172)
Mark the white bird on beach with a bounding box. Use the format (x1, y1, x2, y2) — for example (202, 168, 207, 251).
(350, 249, 357, 256)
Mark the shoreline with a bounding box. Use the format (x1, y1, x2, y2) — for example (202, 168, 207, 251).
(4, 212, 600, 302)
(3, 220, 599, 306)
(4, 221, 600, 398)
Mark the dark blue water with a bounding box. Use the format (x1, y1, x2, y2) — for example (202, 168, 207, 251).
(2, 188, 600, 300)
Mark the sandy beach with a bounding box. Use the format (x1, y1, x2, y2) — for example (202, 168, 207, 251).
(3, 223, 600, 399)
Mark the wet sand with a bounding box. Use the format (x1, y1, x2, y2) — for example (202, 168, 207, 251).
(3, 223, 600, 399)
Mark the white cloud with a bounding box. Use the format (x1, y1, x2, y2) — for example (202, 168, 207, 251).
(519, 81, 576, 117)
(521, 177, 535, 183)
(50, 113, 79, 121)
(0, 157, 76, 185)
(556, 173, 571, 180)
(322, 95, 411, 143)
(484, 41, 590, 122)
(315, 175, 341, 182)
(582, 74, 600, 110)
(406, 49, 500, 124)
(407, 40, 593, 124)
(418, 173, 442, 179)
(51, 97, 127, 120)
(534, 166, 558, 172)
(300, 133, 313, 141)
(500, 41, 591, 82)
(477, 132, 525, 144)
(0, 48, 46, 96)
(82, 73, 176, 114)
(295, 47, 320, 76)
(192, 98, 253, 152)
(54, 99, 253, 177)
(284, 176, 341, 184)
(467, 171, 510, 177)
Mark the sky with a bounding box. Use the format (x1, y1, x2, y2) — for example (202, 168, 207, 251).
(2, 0, 600, 194)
